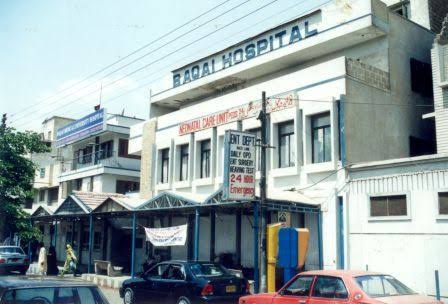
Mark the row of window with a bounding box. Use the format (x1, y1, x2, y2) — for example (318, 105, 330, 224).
(369, 192, 448, 218)
(158, 112, 332, 184)
(73, 138, 139, 165)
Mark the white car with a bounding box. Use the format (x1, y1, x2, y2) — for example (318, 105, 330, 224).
(0, 246, 29, 275)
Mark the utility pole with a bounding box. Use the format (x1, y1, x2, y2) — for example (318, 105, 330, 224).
(258, 91, 268, 292)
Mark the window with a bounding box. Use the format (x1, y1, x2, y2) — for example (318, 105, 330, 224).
(438, 192, 448, 215)
(99, 140, 113, 159)
(118, 138, 140, 159)
(75, 179, 83, 191)
(282, 275, 314, 297)
(162, 264, 186, 280)
(48, 187, 58, 204)
(81, 146, 93, 164)
(39, 168, 46, 178)
(39, 190, 45, 202)
(179, 144, 189, 181)
(160, 148, 170, 184)
(311, 113, 331, 163)
(370, 195, 407, 217)
(355, 275, 414, 298)
(410, 58, 432, 97)
(116, 180, 140, 194)
(278, 121, 295, 168)
(200, 140, 211, 178)
(146, 263, 169, 279)
(312, 276, 348, 299)
(390, 1, 410, 18)
(248, 128, 261, 171)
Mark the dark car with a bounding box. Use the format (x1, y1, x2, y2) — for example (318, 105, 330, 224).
(0, 276, 109, 304)
(0, 246, 30, 275)
(120, 261, 249, 304)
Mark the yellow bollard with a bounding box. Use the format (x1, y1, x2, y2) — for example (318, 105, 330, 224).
(296, 228, 310, 270)
(267, 223, 282, 292)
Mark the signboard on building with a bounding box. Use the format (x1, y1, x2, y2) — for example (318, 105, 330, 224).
(223, 130, 256, 201)
(179, 91, 297, 135)
(172, 11, 320, 88)
(56, 108, 106, 147)
(278, 211, 291, 227)
(144, 224, 188, 247)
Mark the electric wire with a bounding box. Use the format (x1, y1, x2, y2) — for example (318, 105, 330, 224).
(12, 0, 281, 129)
(10, 0, 253, 124)
(8, 0, 235, 120)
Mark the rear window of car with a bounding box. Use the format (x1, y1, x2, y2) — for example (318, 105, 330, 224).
(0, 286, 108, 304)
(355, 275, 415, 298)
(189, 263, 229, 277)
(0, 247, 24, 255)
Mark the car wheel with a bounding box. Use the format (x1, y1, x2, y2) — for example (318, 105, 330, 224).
(177, 297, 191, 304)
(123, 288, 134, 304)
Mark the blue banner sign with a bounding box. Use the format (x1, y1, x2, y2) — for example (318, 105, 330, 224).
(172, 10, 320, 88)
(56, 108, 106, 147)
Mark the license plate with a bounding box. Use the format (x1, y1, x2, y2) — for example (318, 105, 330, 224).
(226, 285, 236, 293)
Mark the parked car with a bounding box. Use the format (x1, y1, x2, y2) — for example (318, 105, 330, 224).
(120, 260, 249, 304)
(238, 270, 443, 304)
(0, 276, 109, 303)
(0, 246, 29, 275)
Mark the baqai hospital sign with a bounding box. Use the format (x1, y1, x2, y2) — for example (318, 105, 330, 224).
(172, 11, 320, 88)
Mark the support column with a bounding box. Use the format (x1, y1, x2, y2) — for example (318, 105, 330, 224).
(253, 202, 260, 294)
(131, 212, 137, 278)
(236, 210, 242, 266)
(53, 221, 58, 249)
(210, 210, 216, 262)
(194, 209, 200, 261)
(317, 211, 323, 270)
(27, 219, 33, 260)
(102, 219, 108, 260)
(71, 221, 75, 246)
(167, 215, 172, 260)
(77, 220, 83, 266)
(88, 215, 94, 273)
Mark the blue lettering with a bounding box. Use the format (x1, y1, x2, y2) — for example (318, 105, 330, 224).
(245, 44, 256, 59)
(173, 74, 181, 87)
(191, 65, 200, 80)
(222, 52, 232, 69)
(275, 30, 287, 47)
(289, 25, 302, 44)
(183, 70, 191, 84)
(233, 48, 244, 64)
(202, 62, 210, 77)
(257, 39, 268, 55)
(305, 21, 318, 37)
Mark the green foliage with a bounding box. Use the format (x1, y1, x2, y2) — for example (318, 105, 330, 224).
(0, 123, 50, 241)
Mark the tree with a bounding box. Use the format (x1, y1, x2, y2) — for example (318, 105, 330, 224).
(0, 114, 50, 242)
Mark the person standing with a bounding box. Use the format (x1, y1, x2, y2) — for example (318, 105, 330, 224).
(37, 242, 47, 275)
(61, 244, 77, 276)
(46, 246, 59, 275)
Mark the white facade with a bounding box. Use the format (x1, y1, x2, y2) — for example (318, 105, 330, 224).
(347, 155, 448, 301)
(58, 113, 143, 198)
(129, 0, 436, 274)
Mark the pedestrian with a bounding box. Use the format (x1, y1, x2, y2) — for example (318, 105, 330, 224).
(37, 242, 47, 275)
(46, 246, 59, 275)
(61, 244, 77, 276)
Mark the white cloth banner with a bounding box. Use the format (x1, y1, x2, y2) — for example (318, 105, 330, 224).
(144, 224, 188, 247)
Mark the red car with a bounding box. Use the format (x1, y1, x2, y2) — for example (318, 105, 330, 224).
(239, 270, 442, 304)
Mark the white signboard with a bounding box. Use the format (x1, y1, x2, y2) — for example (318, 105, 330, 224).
(223, 130, 256, 201)
(144, 224, 188, 247)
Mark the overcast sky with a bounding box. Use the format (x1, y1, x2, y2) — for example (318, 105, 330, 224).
(0, 0, 329, 131)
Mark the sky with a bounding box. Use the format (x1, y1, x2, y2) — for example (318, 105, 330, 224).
(0, 0, 329, 131)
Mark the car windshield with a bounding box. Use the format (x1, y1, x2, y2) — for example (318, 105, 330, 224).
(189, 263, 228, 277)
(0, 247, 24, 255)
(355, 275, 415, 298)
(1, 286, 109, 304)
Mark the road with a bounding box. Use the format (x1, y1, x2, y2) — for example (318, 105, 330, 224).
(101, 287, 122, 304)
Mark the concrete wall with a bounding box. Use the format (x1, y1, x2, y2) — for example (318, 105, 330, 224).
(347, 159, 448, 301)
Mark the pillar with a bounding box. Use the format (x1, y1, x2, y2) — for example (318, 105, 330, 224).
(194, 209, 200, 261)
(131, 213, 137, 278)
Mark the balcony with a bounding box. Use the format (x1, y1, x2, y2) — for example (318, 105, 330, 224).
(59, 149, 140, 182)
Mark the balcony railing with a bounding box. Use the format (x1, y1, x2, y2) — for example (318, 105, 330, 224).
(60, 150, 116, 172)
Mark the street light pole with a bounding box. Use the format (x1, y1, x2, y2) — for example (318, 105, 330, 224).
(259, 91, 268, 292)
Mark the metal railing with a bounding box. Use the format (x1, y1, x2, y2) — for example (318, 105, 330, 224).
(60, 150, 116, 172)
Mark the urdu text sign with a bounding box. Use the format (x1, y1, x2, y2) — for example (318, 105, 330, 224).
(223, 130, 256, 201)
